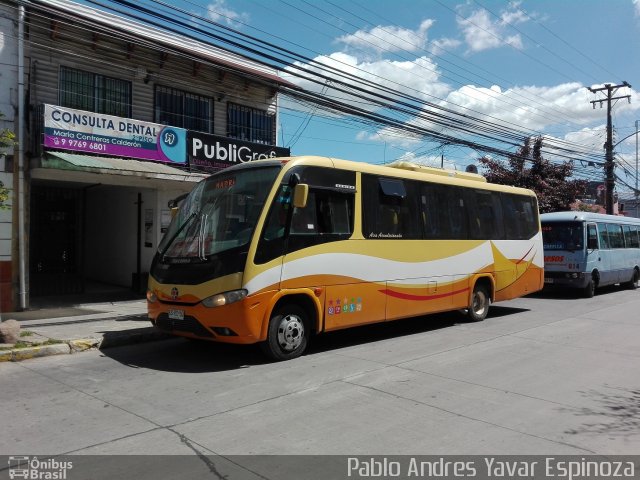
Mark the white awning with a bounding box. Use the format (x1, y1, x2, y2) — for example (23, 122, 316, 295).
(32, 151, 208, 188)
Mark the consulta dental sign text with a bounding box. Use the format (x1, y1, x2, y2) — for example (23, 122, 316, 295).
(346, 457, 635, 480)
(49, 107, 157, 137)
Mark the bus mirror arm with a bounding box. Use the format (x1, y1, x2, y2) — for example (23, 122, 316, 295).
(293, 184, 309, 209)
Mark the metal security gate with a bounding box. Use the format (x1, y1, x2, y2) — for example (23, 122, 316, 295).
(29, 185, 84, 296)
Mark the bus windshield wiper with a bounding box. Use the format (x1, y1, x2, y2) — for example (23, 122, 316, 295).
(160, 210, 199, 258)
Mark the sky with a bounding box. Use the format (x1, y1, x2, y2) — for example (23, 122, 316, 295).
(65, 0, 640, 193)
(192, 0, 640, 193)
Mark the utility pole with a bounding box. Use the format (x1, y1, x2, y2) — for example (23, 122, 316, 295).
(588, 82, 632, 215)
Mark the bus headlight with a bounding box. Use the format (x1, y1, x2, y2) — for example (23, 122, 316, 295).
(202, 289, 248, 308)
(146, 290, 158, 303)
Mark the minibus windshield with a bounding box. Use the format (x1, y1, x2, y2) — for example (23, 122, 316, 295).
(542, 221, 584, 252)
(158, 166, 280, 260)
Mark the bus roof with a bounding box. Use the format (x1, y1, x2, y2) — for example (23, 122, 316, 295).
(540, 211, 640, 225)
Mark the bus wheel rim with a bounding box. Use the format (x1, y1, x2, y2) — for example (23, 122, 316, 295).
(277, 314, 304, 351)
(473, 291, 487, 316)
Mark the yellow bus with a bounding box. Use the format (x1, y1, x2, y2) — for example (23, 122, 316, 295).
(147, 156, 544, 360)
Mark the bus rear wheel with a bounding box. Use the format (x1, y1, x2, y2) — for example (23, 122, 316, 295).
(261, 304, 309, 361)
(467, 283, 491, 322)
(623, 269, 639, 290)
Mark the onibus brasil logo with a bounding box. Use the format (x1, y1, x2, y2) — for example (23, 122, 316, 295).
(8, 456, 73, 479)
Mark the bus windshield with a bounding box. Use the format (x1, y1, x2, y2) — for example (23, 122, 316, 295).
(542, 221, 584, 251)
(159, 166, 281, 260)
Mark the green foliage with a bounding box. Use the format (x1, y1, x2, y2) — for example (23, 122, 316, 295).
(478, 136, 587, 214)
(0, 111, 15, 210)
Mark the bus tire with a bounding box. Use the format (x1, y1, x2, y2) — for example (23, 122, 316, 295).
(467, 283, 491, 322)
(260, 304, 309, 361)
(623, 268, 639, 290)
(583, 278, 596, 298)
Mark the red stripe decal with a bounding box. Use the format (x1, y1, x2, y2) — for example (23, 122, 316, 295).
(379, 287, 470, 301)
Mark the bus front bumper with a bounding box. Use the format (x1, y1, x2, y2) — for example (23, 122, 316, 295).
(147, 292, 272, 345)
(543, 271, 588, 289)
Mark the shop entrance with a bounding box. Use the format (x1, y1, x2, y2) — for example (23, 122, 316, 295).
(30, 184, 84, 296)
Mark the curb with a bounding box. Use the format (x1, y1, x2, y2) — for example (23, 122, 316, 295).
(0, 329, 172, 363)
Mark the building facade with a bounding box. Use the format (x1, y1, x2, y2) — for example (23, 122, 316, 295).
(0, 0, 291, 312)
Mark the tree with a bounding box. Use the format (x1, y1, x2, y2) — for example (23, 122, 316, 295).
(0, 111, 15, 210)
(478, 136, 587, 213)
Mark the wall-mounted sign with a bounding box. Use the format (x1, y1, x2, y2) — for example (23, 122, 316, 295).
(188, 131, 289, 170)
(43, 104, 187, 164)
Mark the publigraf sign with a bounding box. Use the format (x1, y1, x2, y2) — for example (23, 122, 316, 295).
(43, 104, 187, 164)
(189, 131, 290, 170)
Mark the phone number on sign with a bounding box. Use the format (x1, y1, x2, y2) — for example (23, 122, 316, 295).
(55, 138, 107, 151)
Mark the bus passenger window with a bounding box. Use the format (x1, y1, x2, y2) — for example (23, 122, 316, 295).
(379, 205, 399, 234)
(286, 189, 354, 254)
(587, 224, 598, 250)
(606, 224, 624, 249)
(622, 225, 638, 248)
(598, 224, 610, 249)
(627, 226, 640, 248)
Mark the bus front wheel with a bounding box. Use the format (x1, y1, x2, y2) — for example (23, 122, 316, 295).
(467, 283, 491, 322)
(261, 304, 309, 361)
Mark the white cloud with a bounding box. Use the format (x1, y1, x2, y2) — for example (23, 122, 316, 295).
(337, 19, 434, 54)
(428, 37, 463, 56)
(440, 82, 621, 131)
(562, 126, 605, 149)
(456, 3, 527, 52)
(635, 0, 640, 17)
(206, 0, 249, 26)
(500, 2, 528, 25)
(357, 126, 422, 149)
(282, 52, 451, 110)
(362, 83, 638, 156)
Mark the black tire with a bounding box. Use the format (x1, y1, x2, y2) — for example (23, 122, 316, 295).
(623, 269, 639, 290)
(260, 304, 309, 361)
(582, 278, 596, 298)
(467, 283, 491, 322)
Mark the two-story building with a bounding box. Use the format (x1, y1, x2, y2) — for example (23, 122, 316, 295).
(0, 0, 291, 312)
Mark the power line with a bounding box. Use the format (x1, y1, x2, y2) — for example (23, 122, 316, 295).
(588, 82, 633, 213)
(16, 0, 610, 173)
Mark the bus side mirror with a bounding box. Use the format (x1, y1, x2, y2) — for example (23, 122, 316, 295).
(293, 184, 309, 209)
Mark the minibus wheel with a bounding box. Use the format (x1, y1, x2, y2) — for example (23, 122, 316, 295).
(623, 269, 639, 290)
(468, 283, 490, 322)
(261, 304, 309, 361)
(583, 276, 597, 298)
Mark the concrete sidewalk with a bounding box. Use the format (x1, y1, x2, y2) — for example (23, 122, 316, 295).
(0, 299, 170, 362)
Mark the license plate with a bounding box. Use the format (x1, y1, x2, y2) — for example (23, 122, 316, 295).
(168, 309, 184, 320)
(544, 278, 554, 284)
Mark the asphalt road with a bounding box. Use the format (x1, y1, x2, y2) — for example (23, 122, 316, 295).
(1, 287, 639, 478)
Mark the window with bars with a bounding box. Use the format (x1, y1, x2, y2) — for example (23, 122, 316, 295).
(155, 85, 213, 133)
(227, 103, 275, 144)
(59, 66, 131, 117)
